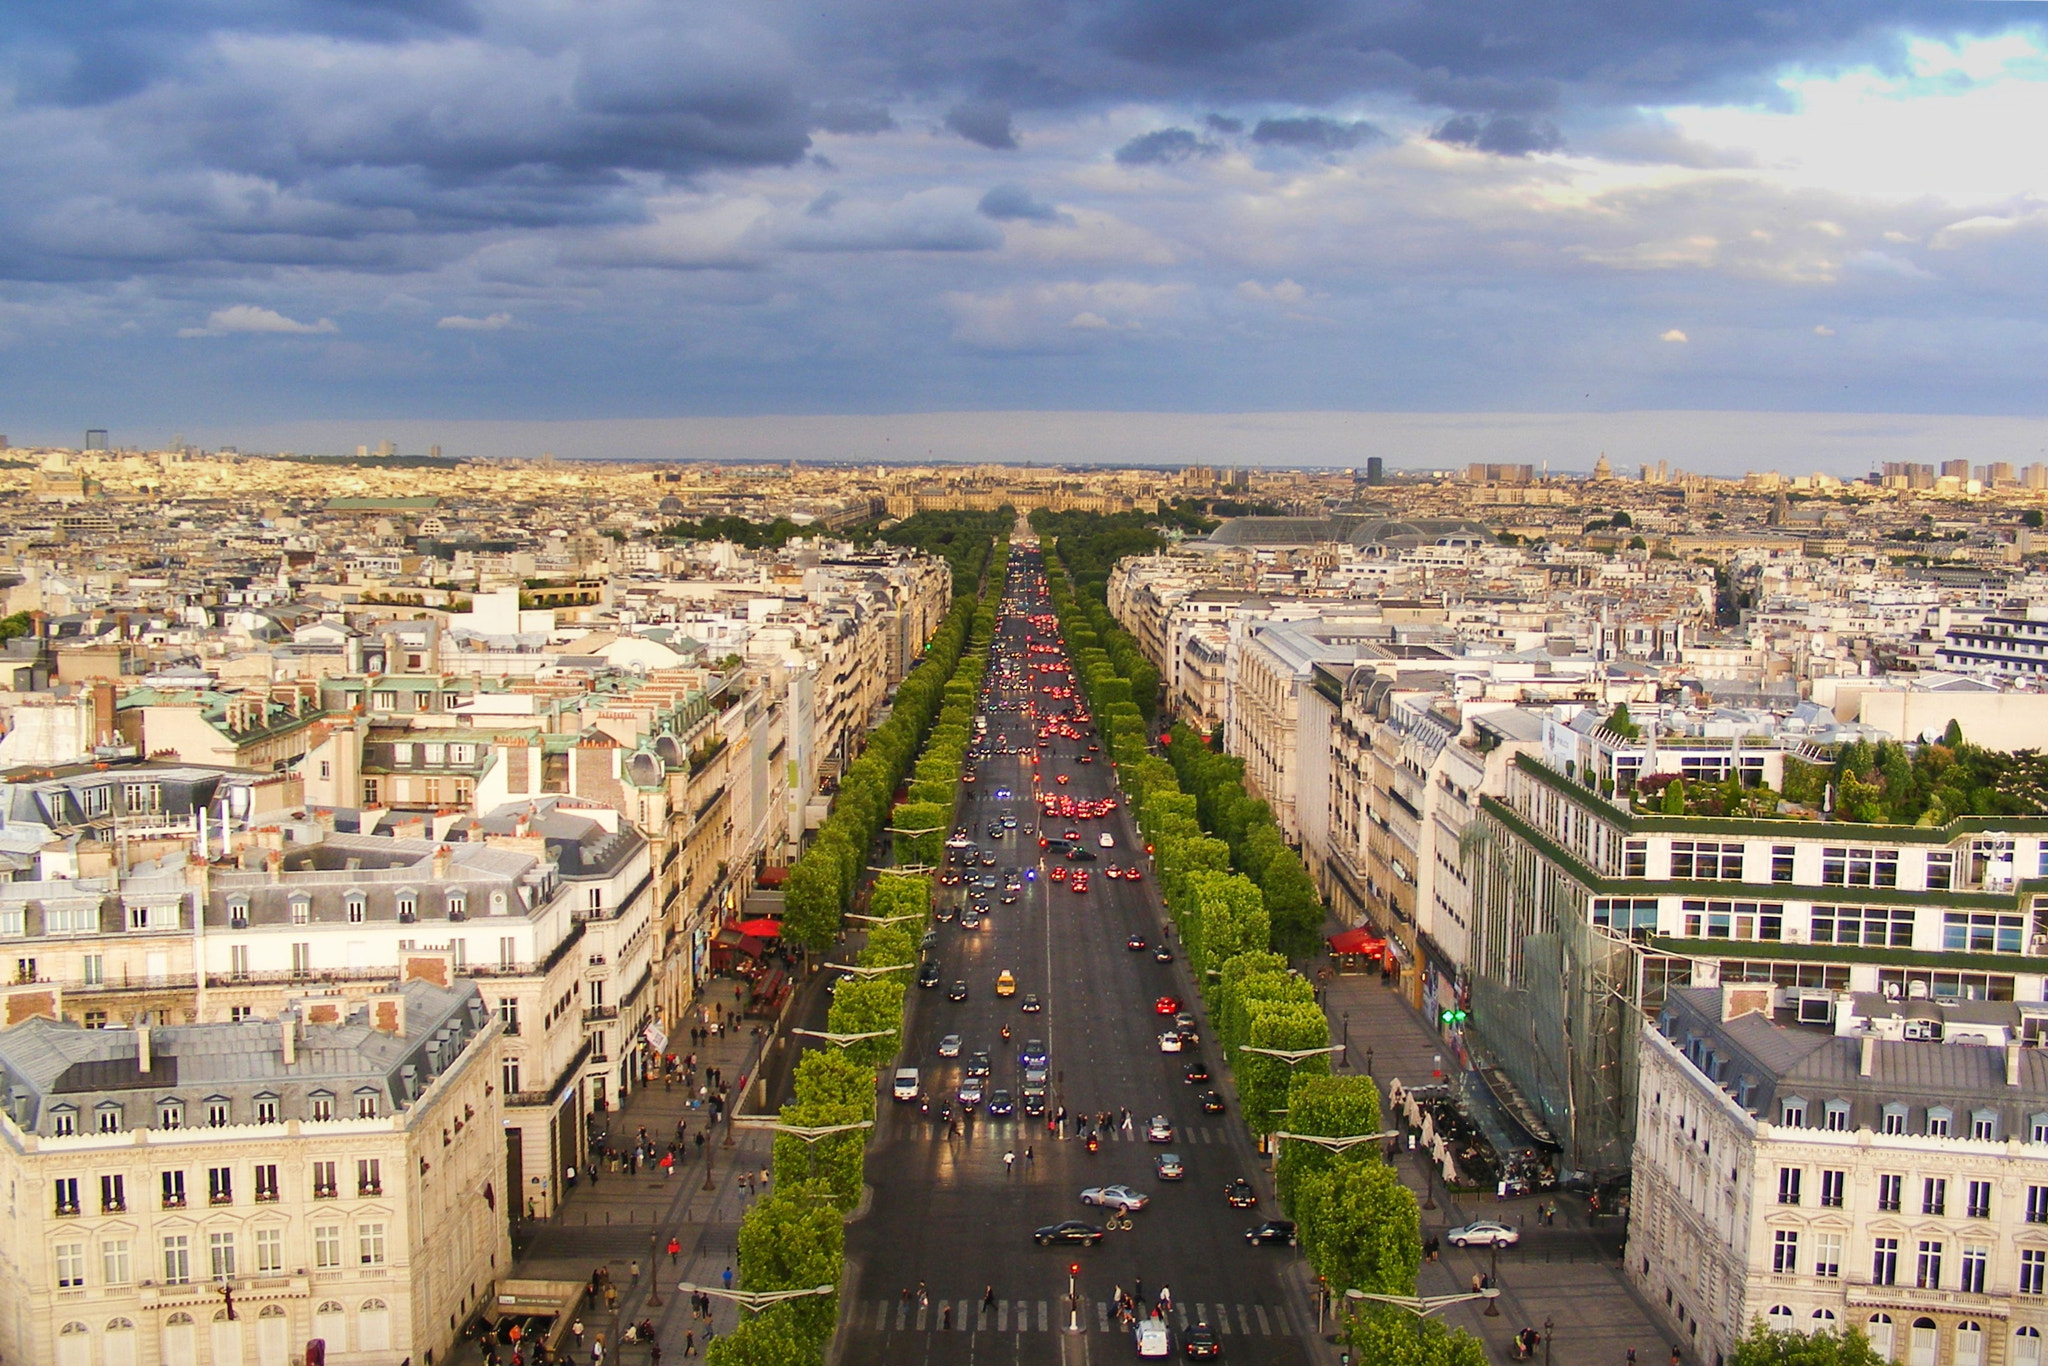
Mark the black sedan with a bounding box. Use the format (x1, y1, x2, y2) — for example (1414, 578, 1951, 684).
(1126, 934, 1149, 952)
(1033, 1220, 1105, 1247)
(1182, 1059, 1210, 1084)
(1183, 1322, 1222, 1359)
(1154, 945, 1173, 963)
(1197, 1090, 1226, 1114)
(1224, 1178, 1258, 1209)
(947, 981, 969, 1001)
(1244, 1219, 1297, 1246)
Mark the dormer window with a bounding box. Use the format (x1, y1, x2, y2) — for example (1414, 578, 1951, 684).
(289, 896, 310, 926)
(254, 1094, 279, 1125)
(1972, 1109, 1998, 1141)
(2031, 1113, 2048, 1144)
(396, 892, 417, 924)
(308, 1091, 334, 1122)
(490, 891, 508, 917)
(355, 1088, 380, 1120)
(204, 1097, 230, 1128)
(51, 1104, 77, 1137)
(157, 1100, 184, 1130)
(1780, 1096, 1808, 1128)
(227, 898, 249, 930)
(1883, 1103, 1909, 1135)
(96, 1102, 122, 1134)
(1824, 1100, 1852, 1132)
(447, 893, 466, 921)
(1928, 1106, 1953, 1138)
(345, 892, 365, 925)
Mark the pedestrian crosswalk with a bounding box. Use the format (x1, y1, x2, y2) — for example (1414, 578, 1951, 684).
(846, 1297, 1298, 1337)
(901, 1122, 1232, 1145)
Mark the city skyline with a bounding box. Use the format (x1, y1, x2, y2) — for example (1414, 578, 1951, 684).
(4, 4, 2048, 449)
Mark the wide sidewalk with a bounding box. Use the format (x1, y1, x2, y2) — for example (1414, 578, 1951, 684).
(1304, 933, 1683, 1364)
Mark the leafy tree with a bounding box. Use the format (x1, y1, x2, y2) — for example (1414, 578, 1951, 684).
(735, 1179, 843, 1343)
(789, 1049, 876, 1117)
(1237, 999, 1331, 1137)
(1604, 703, 1640, 739)
(780, 857, 842, 952)
(1662, 778, 1687, 815)
(1345, 1306, 1488, 1366)
(1728, 1321, 1887, 1366)
(823, 978, 904, 1067)
(702, 1303, 824, 1366)
(1275, 1074, 1384, 1214)
(1943, 717, 1965, 747)
(890, 801, 950, 868)
(771, 1098, 868, 1210)
(1294, 1158, 1420, 1300)
(1261, 847, 1325, 957)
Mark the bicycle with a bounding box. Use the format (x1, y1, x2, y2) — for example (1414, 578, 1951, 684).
(1105, 1211, 1134, 1232)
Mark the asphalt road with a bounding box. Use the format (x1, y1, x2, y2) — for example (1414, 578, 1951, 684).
(837, 548, 1315, 1366)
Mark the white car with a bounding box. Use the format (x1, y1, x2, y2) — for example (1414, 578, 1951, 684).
(937, 1034, 962, 1058)
(1135, 1319, 1170, 1358)
(1098, 832, 1115, 848)
(1146, 1116, 1175, 1143)
(1079, 1184, 1150, 1213)
(1446, 1220, 1521, 1248)
(1158, 1030, 1185, 1053)
(892, 1067, 920, 1101)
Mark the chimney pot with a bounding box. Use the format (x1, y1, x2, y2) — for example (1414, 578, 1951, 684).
(135, 1015, 151, 1074)
(282, 1012, 297, 1066)
(2008, 1041, 2023, 1088)
(1859, 1033, 1876, 1078)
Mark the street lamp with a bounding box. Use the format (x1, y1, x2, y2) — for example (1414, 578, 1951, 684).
(646, 1231, 664, 1308)
(1269, 1129, 1401, 1154)
(676, 1282, 838, 1314)
(822, 961, 915, 978)
(1240, 1044, 1348, 1066)
(729, 1118, 874, 1182)
(1543, 1315, 1553, 1366)
(1342, 1287, 1499, 1318)
(790, 1027, 897, 1049)
(845, 911, 926, 926)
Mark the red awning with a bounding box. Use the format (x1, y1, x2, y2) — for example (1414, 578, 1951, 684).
(1328, 927, 1386, 955)
(733, 917, 783, 940)
(756, 866, 790, 887)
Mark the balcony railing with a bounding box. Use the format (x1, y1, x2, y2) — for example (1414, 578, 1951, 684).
(582, 1005, 618, 1023)
(357, 1181, 382, 1197)
(161, 1194, 186, 1209)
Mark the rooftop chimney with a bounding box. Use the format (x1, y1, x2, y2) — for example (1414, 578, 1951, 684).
(432, 844, 451, 879)
(281, 1011, 297, 1067)
(135, 1014, 151, 1074)
(2009, 1041, 2024, 1088)
(1859, 1033, 1876, 1078)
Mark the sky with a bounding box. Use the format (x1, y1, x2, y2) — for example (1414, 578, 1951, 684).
(5, 1, 2048, 469)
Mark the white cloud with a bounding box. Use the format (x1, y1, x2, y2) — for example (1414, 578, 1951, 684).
(437, 312, 515, 331)
(1236, 278, 1308, 305)
(1814, 324, 1836, 336)
(944, 280, 1187, 351)
(1660, 329, 1689, 342)
(177, 304, 336, 338)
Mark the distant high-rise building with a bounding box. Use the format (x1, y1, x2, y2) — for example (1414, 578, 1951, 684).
(1365, 456, 1384, 486)
(1943, 459, 1970, 479)
(2026, 464, 2048, 491)
(1465, 462, 1534, 485)
(1990, 462, 2016, 486)
(83, 429, 107, 451)
(429, 444, 442, 460)
(375, 439, 397, 458)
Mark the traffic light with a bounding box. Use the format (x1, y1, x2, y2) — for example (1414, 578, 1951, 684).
(1068, 1263, 1080, 1277)
(1440, 1008, 1469, 1026)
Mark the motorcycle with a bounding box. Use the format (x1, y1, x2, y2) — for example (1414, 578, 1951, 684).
(919, 1094, 930, 1116)
(1085, 1131, 1100, 1153)
(1000, 1024, 1012, 1041)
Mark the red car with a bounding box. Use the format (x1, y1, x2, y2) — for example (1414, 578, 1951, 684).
(1050, 864, 1068, 882)
(1155, 996, 1181, 1015)
(1071, 874, 1089, 894)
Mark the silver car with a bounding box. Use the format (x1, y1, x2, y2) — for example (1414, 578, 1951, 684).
(1079, 1184, 1150, 1213)
(937, 1034, 962, 1058)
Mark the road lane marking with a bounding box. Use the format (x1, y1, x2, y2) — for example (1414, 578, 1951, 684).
(1255, 1304, 1271, 1334)
(1037, 1300, 1049, 1331)
(1237, 1304, 1252, 1336)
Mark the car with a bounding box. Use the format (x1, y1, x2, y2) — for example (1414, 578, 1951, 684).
(917, 962, 942, 988)
(1064, 831, 1081, 843)
(960, 910, 982, 930)
(1080, 1184, 1150, 1213)
(1127, 934, 1149, 952)
(1055, 774, 1070, 785)
(980, 851, 998, 866)
(1182, 1059, 1211, 1084)
(1003, 815, 1018, 829)
(947, 981, 969, 1002)
(1049, 864, 1068, 882)
(1198, 1091, 1226, 1114)
(1019, 1039, 1049, 1069)
(1244, 1220, 1298, 1247)
(1078, 754, 1094, 764)
(1033, 1220, 1104, 1247)
(1158, 1031, 1184, 1053)
(1224, 1178, 1258, 1208)
(1135, 1319, 1170, 1359)
(1181, 1321, 1221, 1359)
(935, 902, 958, 922)
(1066, 847, 1097, 862)
(985, 1088, 1015, 1117)
(892, 1067, 920, 1101)
(1154, 945, 1173, 963)
(937, 1034, 962, 1057)
(996, 970, 1017, 996)
(1070, 874, 1088, 894)
(1098, 832, 1115, 848)
(1021, 1090, 1047, 1117)
(1020, 993, 1043, 1013)
(957, 1077, 984, 1108)
(1447, 1221, 1521, 1249)
(966, 1051, 992, 1078)
(1154, 1153, 1186, 1180)
(1000, 888, 1019, 903)
(1124, 866, 1142, 882)
(1155, 995, 1181, 1015)
(1146, 1115, 1175, 1143)
(1174, 1014, 1200, 1042)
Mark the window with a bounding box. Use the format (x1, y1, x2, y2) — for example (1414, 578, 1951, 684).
(289, 896, 310, 926)
(1814, 1232, 1843, 1279)
(312, 1160, 338, 1199)
(313, 1225, 342, 1270)
(1873, 1237, 1899, 1286)
(1927, 851, 1956, 890)
(1962, 1244, 1989, 1294)
(1822, 846, 1899, 888)
(356, 1092, 378, 1120)
(1972, 1110, 1999, 1141)
(1824, 1101, 1851, 1132)
(491, 891, 508, 916)
(1780, 1098, 1807, 1128)
(1778, 1167, 1803, 1205)
(100, 1174, 125, 1213)
(2035, 1114, 2048, 1145)
(157, 1100, 182, 1130)
(587, 886, 606, 915)
(53, 1107, 76, 1137)
(357, 1158, 381, 1195)
(1883, 1104, 1909, 1135)
(229, 945, 249, 980)
(254, 1164, 279, 1202)
(206, 1099, 229, 1128)
(2023, 1249, 2048, 1295)
(1772, 845, 1795, 882)
(101, 1240, 130, 1286)
(446, 891, 466, 920)
(1879, 1174, 1904, 1213)
(1811, 904, 1915, 948)
(208, 1232, 235, 1280)
(255, 1096, 278, 1125)
(2019, 1326, 2043, 1366)
(1671, 840, 1745, 880)
(1623, 840, 1647, 878)
(228, 899, 249, 929)
(502, 1057, 521, 1095)
(1968, 1180, 1993, 1219)
(1925, 1177, 1948, 1216)
(1821, 1170, 1846, 1209)
(84, 1011, 107, 1031)
(362, 778, 381, 806)
(207, 1167, 232, 1205)
(396, 892, 416, 923)
(95, 1103, 120, 1134)
(162, 1234, 191, 1285)
(291, 942, 312, 977)
(358, 1222, 386, 1266)
(1773, 1229, 1799, 1274)
(1766, 1305, 1796, 1332)
(498, 997, 520, 1035)
(81, 953, 102, 985)
(161, 1170, 186, 1208)
(1928, 1107, 1953, 1138)
(54, 1176, 80, 1216)
(345, 893, 365, 924)
(309, 1092, 333, 1122)
(1945, 912, 2026, 954)
(229, 1006, 252, 1023)
(2031, 1186, 2048, 1224)
(55, 1242, 85, 1289)
(1590, 898, 1660, 931)
(255, 1227, 283, 1274)
(1916, 1240, 1943, 1290)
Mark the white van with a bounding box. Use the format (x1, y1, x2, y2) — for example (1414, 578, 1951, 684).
(892, 1067, 920, 1101)
(1134, 1319, 1170, 1358)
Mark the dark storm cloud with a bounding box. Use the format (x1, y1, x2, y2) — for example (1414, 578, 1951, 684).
(1205, 114, 1243, 134)
(1251, 117, 1382, 151)
(1431, 113, 1565, 156)
(813, 100, 897, 134)
(1114, 128, 1218, 165)
(977, 183, 1062, 221)
(945, 100, 1019, 149)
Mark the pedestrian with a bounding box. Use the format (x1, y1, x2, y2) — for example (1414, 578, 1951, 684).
(631, 1260, 640, 1285)
(723, 1266, 734, 1290)
(1627, 1351, 1636, 1365)
(1133, 1277, 1143, 1307)
(1671, 1348, 1682, 1366)
(571, 1319, 584, 1348)
(651, 1344, 662, 1366)
(667, 1236, 682, 1265)
(605, 1283, 617, 1313)
(940, 1303, 952, 1330)
(758, 1166, 769, 1189)
(565, 1164, 578, 1191)
(983, 1285, 996, 1313)
(591, 1336, 604, 1366)
(684, 1331, 694, 1358)
(1004, 1149, 1016, 1175)
(590, 1162, 599, 1188)
(1025, 1145, 1034, 1166)
(917, 1282, 928, 1309)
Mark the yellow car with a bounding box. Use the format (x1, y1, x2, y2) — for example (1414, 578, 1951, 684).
(996, 970, 1018, 997)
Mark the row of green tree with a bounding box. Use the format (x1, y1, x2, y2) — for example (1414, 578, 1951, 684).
(877, 509, 1019, 595)
(659, 515, 829, 549)
(708, 544, 1001, 1366)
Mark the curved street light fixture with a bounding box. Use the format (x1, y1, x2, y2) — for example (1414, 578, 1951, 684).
(1240, 1044, 1347, 1065)
(730, 1118, 875, 1142)
(675, 1282, 838, 1313)
(790, 1026, 898, 1049)
(845, 911, 926, 925)
(1343, 1287, 1500, 1318)
(1269, 1128, 1401, 1153)
(822, 961, 915, 977)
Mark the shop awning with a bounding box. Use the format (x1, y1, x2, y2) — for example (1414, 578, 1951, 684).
(1327, 927, 1386, 955)
(733, 917, 783, 939)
